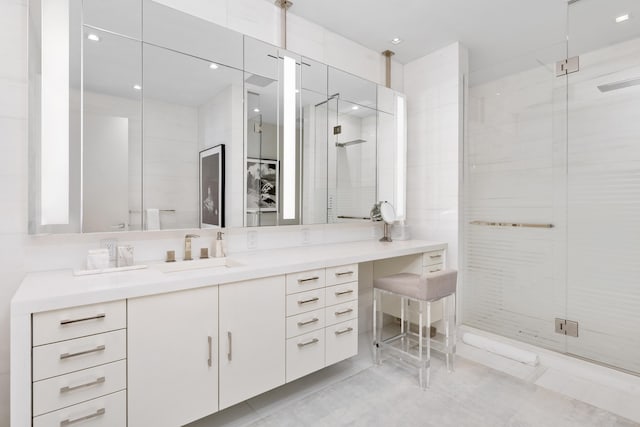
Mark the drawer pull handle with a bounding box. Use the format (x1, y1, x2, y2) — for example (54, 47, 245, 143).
(335, 327, 354, 336)
(60, 376, 105, 394)
(60, 345, 106, 360)
(227, 332, 233, 362)
(335, 271, 354, 276)
(208, 336, 213, 367)
(297, 317, 319, 326)
(335, 308, 353, 316)
(298, 297, 319, 305)
(60, 313, 106, 325)
(60, 408, 106, 426)
(335, 289, 354, 296)
(298, 276, 319, 283)
(429, 268, 442, 273)
(429, 254, 442, 259)
(297, 338, 319, 348)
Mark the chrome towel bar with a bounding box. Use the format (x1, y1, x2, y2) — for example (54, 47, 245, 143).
(470, 220, 553, 229)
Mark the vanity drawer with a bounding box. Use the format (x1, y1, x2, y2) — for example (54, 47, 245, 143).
(326, 264, 358, 286)
(33, 360, 127, 417)
(425, 263, 444, 276)
(33, 390, 126, 427)
(286, 329, 325, 382)
(286, 288, 325, 317)
(33, 300, 126, 346)
(286, 309, 325, 339)
(286, 269, 326, 294)
(33, 329, 126, 382)
(423, 250, 445, 267)
(326, 319, 358, 366)
(325, 282, 358, 306)
(325, 300, 358, 327)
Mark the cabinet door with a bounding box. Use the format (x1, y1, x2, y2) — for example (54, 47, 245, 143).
(219, 276, 285, 409)
(128, 287, 218, 427)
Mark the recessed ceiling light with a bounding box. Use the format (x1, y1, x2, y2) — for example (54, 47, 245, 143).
(253, 108, 260, 113)
(87, 33, 100, 42)
(352, 105, 359, 110)
(133, 85, 142, 91)
(209, 63, 219, 70)
(391, 37, 402, 45)
(615, 13, 630, 23)
(496, 92, 501, 96)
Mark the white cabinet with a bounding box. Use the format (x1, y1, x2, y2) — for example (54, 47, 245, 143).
(219, 276, 286, 410)
(128, 286, 219, 427)
(285, 266, 359, 383)
(31, 301, 127, 427)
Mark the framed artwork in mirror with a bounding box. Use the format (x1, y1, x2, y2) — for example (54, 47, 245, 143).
(246, 158, 278, 213)
(199, 145, 225, 228)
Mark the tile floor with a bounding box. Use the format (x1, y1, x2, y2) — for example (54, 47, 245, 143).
(188, 333, 639, 427)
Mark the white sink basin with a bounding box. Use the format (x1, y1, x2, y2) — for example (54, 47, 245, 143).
(151, 257, 243, 273)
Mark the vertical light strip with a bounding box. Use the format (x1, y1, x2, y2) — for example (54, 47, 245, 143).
(282, 55, 296, 219)
(41, 0, 70, 225)
(395, 95, 406, 219)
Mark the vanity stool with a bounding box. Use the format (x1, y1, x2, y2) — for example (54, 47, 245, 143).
(372, 270, 457, 389)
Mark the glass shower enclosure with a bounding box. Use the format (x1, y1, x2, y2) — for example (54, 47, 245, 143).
(463, 0, 640, 374)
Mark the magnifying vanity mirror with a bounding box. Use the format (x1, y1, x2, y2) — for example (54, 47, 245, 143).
(371, 201, 396, 242)
(28, 0, 407, 234)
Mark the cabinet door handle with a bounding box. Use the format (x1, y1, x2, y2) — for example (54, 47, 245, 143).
(335, 308, 353, 316)
(298, 297, 319, 305)
(335, 271, 354, 276)
(60, 376, 105, 394)
(429, 254, 442, 259)
(298, 276, 319, 283)
(335, 289, 354, 296)
(208, 336, 213, 367)
(335, 327, 354, 336)
(227, 332, 232, 361)
(297, 317, 319, 327)
(60, 408, 106, 426)
(60, 313, 106, 325)
(297, 338, 319, 348)
(429, 268, 442, 273)
(60, 345, 106, 360)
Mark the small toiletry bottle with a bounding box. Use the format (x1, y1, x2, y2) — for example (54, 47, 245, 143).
(214, 231, 226, 258)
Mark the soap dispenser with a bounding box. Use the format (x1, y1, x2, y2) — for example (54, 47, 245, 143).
(214, 231, 226, 258)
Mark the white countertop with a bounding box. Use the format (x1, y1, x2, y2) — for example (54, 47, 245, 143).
(11, 239, 446, 315)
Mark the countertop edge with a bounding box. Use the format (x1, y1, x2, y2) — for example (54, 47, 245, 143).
(11, 240, 447, 316)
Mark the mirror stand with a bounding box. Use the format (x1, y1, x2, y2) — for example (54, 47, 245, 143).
(380, 222, 392, 242)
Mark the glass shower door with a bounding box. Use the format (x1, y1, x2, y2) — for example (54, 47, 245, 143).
(565, 0, 640, 373)
(463, 38, 569, 351)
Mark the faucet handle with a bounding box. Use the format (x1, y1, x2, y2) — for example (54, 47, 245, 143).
(185, 234, 200, 239)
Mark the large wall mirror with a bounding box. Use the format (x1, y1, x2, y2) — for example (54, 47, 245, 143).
(28, 0, 406, 234)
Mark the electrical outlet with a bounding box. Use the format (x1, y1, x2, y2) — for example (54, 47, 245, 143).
(100, 239, 118, 261)
(247, 231, 257, 249)
(301, 228, 310, 245)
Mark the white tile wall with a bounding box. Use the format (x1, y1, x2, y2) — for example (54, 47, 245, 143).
(403, 43, 467, 270)
(0, 2, 399, 423)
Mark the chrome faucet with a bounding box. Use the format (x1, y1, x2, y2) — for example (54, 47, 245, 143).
(184, 234, 200, 261)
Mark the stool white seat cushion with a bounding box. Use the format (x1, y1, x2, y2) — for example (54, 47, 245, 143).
(374, 270, 457, 302)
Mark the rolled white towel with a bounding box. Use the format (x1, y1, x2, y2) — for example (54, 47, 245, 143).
(146, 208, 160, 231)
(462, 332, 539, 366)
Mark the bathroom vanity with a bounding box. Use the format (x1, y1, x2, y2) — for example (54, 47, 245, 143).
(11, 240, 446, 427)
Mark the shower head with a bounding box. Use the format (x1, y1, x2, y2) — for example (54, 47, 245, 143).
(597, 77, 640, 93)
